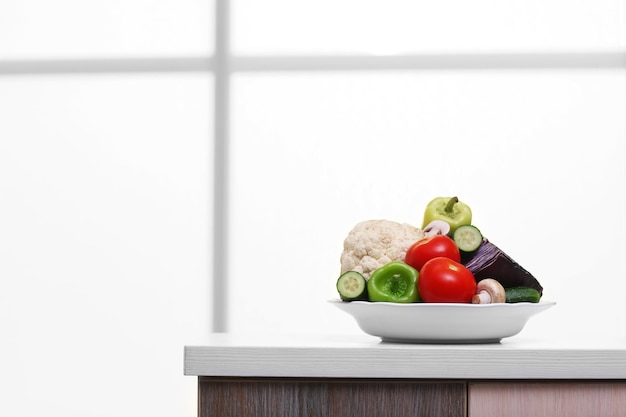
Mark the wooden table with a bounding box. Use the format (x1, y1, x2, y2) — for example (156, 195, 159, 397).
(185, 334, 626, 417)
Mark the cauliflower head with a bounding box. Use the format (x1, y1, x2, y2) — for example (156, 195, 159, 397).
(340, 219, 424, 280)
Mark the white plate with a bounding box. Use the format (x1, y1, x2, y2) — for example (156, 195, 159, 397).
(330, 299, 556, 344)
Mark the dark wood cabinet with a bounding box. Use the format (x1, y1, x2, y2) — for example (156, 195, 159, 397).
(198, 378, 626, 417)
(199, 377, 466, 417)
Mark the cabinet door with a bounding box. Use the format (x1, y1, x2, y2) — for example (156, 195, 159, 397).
(469, 382, 626, 417)
(199, 377, 466, 417)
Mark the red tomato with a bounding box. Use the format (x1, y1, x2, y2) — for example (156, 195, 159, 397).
(418, 257, 476, 303)
(404, 235, 460, 271)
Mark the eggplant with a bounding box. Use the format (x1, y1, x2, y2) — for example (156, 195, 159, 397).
(461, 238, 543, 296)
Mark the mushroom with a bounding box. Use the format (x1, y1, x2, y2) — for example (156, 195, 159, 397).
(472, 278, 506, 304)
(423, 220, 451, 237)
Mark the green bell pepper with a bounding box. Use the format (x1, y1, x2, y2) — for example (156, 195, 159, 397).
(367, 262, 420, 303)
(422, 196, 472, 236)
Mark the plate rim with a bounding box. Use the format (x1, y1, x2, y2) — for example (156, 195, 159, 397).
(328, 299, 557, 308)
(329, 298, 556, 343)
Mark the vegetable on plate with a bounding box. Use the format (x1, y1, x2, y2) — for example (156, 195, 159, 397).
(367, 261, 420, 303)
(418, 257, 476, 303)
(404, 234, 461, 271)
(340, 219, 424, 280)
(472, 278, 506, 304)
(505, 286, 541, 303)
(461, 238, 543, 296)
(453, 224, 483, 252)
(422, 196, 472, 236)
(336, 196, 546, 305)
(422, 220, 451, 237)
(336, 271, 368, 301)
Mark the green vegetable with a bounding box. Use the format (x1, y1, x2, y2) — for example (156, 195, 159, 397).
(336, 271, 368, 301)
(422, 196, 472, 236)
(367, 262, 420, 303)
(453, 224, 483, 252)
(505, 286, 541, 303)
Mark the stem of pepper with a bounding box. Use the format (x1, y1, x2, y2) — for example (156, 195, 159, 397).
(445, 196, 459, 214)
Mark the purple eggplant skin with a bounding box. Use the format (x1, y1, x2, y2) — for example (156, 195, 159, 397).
(461, 239, 543, 296)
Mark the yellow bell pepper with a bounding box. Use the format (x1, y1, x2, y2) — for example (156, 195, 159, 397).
(422, 196, 472, 236)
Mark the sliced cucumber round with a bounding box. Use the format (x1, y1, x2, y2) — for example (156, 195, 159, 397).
(453, 224, 483, 252)
(336, 271, 368, 301)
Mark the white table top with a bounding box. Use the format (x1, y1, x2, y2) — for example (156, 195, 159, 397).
(184, 333, 626, 380)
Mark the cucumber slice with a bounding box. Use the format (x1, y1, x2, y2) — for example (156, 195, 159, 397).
(505, 286, 541, 303)
(453, 225, 483, 252)
(336, 271, 368, 301)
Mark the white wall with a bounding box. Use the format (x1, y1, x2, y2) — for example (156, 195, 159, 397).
(0, 74, 212, 417)
(228, 69, 626, 342)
